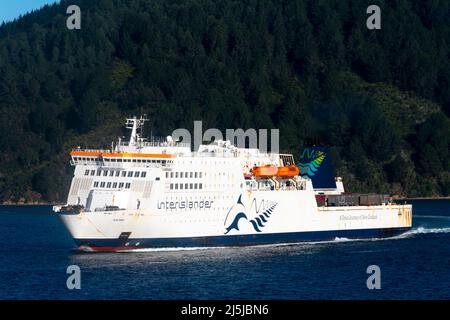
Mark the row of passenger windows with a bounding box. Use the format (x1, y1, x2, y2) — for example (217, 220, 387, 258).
(170, 183, 203, 190)
(74, 156, 171, 165)
(93, 181, 131, 189)
(103, 158, 169, 164)
(85, 169, 147, 178)
(165, 171, 202, 179)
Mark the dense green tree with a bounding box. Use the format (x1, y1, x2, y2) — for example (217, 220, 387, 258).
(0, 0, 449, 202)
(413, 114, 450, 176)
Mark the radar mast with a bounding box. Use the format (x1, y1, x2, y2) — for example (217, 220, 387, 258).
(125, 115, 148, 148)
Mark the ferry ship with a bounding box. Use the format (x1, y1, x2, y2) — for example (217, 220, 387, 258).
(54, 116, 412, 252)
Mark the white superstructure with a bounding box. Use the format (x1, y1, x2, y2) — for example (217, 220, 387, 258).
(54, 116, 412, 252)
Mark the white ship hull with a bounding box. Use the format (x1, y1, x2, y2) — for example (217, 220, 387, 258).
(58, 189, 412, 252)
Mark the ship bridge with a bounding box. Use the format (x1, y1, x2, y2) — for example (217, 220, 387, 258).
(69, 115, 191, 167)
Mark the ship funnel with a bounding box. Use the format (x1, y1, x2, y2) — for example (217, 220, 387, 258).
(298, 146, 337, 189)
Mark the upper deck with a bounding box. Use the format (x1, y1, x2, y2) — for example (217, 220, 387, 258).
(69, 116, 293, 169)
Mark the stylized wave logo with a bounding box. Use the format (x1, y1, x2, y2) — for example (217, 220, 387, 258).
(248, 203, 277, 232)
(298, 150, 326, 177)
(225, 212, 247, 234)
(224, 195, 277, 234)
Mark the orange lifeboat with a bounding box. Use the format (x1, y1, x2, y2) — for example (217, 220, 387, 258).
(252, 165, 278, 178)
(276, 165, 299, 178)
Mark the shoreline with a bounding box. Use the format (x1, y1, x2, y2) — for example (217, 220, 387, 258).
(0, 203, 63, 206)
(394, 197, 450, 201)
(1, 197, 449, 206)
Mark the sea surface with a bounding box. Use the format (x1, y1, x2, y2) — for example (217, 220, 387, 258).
(0, 200, 449, 300)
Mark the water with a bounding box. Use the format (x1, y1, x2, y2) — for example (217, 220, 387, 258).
(0, 200, 449, 300)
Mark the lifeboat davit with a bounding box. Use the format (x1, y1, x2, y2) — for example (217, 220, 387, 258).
(276, 165, 299, 178)
(252, 165, 278, 177)
(243, 173, 253, 179)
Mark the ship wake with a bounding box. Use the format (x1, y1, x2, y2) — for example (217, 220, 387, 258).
(120, 246, 227, 253)
(397, 226, 450, 237)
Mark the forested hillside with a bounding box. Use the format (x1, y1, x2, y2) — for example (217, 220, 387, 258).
(0, 0, 449, 203)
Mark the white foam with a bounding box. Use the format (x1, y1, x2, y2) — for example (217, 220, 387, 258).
(120, 246, 225, 253)
(333, 237, 351, 242)
(413, 215, 450, 220)
(91, 226, 450, 253)
(403, 226, 450, 235)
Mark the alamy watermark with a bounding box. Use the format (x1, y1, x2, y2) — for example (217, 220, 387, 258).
(66, 4, 380, 31)
(366, 265, 381, 289)
(367, 5, 381, 30)
(66, 265, 81, 290)
(171, 121, 279, 153)
(66, 5, 81, 30)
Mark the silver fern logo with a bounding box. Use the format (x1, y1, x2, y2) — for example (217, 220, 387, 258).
(298, 149, 326, 177)
(224, 195, 277, 234)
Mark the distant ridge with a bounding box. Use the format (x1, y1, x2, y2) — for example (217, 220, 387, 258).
(0, 0, 449, 202)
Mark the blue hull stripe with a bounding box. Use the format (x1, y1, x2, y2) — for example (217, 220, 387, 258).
(75, 227, 410, 249)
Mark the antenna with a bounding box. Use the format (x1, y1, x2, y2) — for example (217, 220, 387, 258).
(124, 114, 149, 148)
(140, 113, 148, 147)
